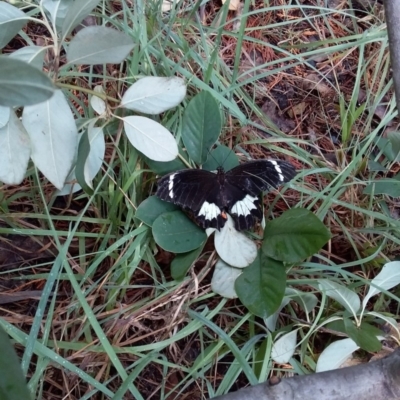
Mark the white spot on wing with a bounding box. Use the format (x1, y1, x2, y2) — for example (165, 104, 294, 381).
(168, 173, 176, 198)
(269, 160, 284, 182)
(198, 201, 221, 221)
(231, 195, 257, 216)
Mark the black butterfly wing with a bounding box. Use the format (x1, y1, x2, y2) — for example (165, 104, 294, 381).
(225, 160, 296, 230)
(156, 170, 227, 229)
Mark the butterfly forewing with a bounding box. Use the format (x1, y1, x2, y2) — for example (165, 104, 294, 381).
(156, 169, 227, 229)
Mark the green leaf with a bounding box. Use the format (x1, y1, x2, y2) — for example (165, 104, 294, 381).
(0, 327, 31, 400)
(67, 26, 135, 65)
(235, 252, 286, 317)
(136, 196, 178, 227)
(61, 0, 101, 41)
(343, 319, 382, 352)
(182, 91, 222, 164)
(263, 208, 331, 263)
(0, 2, 27, 49)
(152, 211, 206, 253)
(0, 57, 54, 107)
(363, 179, 400, 197)
(202, 145, 239, 171)
(171, 245, 204, 281)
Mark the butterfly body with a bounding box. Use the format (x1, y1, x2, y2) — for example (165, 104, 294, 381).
(156, 160, 296, 231)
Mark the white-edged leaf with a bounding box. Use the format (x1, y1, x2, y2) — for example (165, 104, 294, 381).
(90, 86, 106, 115)
(22, 90, 78, 189)
(0, 57, 55, 107)
(318, 279, 360, 315)
(66, 26, 134, 65)
(271, 329, 298, 364)
(9, 45, 46, 70)
(42, 0, 70, 32)
(0, 106, 10, 128)
(122, 116, 178, 161)
(0, 110, 30, 184)
(83, 123, 105, 188)
(362, 261, 400, 311)
(61, 0, 101, 41)
(211, 259, 242, 299)
(214, 214, 257, 268)
(316, 338, 359, 372)
(285, 288, 319, 315)
(264, 297, 290, 332)
(0, 2, 27, 49)
(121, 76, 186, 114)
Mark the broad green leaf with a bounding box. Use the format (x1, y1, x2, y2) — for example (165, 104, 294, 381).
(271, 329, 298, 364)
(90, 86, 106, 115)
(121, 76, 186, 114)
(0, 106, 10, 128)
(144, 153, 187, 175)
(263, 208, 331, 263)
(136, 196, 178, 227)
(61, 0, 101, 41)
(75, 129, 94, 195)
(214, 214, 257, 268)
(211, 259, 243, 298)
(363, 179, 400, 197)
(123, 116, 178, 162)
(362, 261, 400, 310)
(0, 110, 30, 184)
(42, 0, 70, 32)
(67, 26, 135, 65)
(0, 327, 31, 400)
(235, 252, 286, 317)
(318, 279, 360, 315)
(171, 245, 204, 281)
(9, 46, 45, 70)
(22, 90, 78, 189)
(182, 91, 222, 164)
(388, 131, 400, 157)
(316, 338, 359, 372)
(344, 319, 382, 352)
(202, 145, 239, 171)
(0, 57, 54, 107)
(152, 211, 206, 253)
(0, 2, 27, 49)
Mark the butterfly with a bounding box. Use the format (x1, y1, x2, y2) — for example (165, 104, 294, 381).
(156, 159, 296, 231)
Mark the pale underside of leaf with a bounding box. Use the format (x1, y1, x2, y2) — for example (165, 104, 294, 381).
(121, 76, 186, 114)
(214, 214, 257, 268)
(211, 259, 242, 298)
(0, 110, 31, 184)
(22, 90, 78, 189)
(123, 116, 178, 162)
